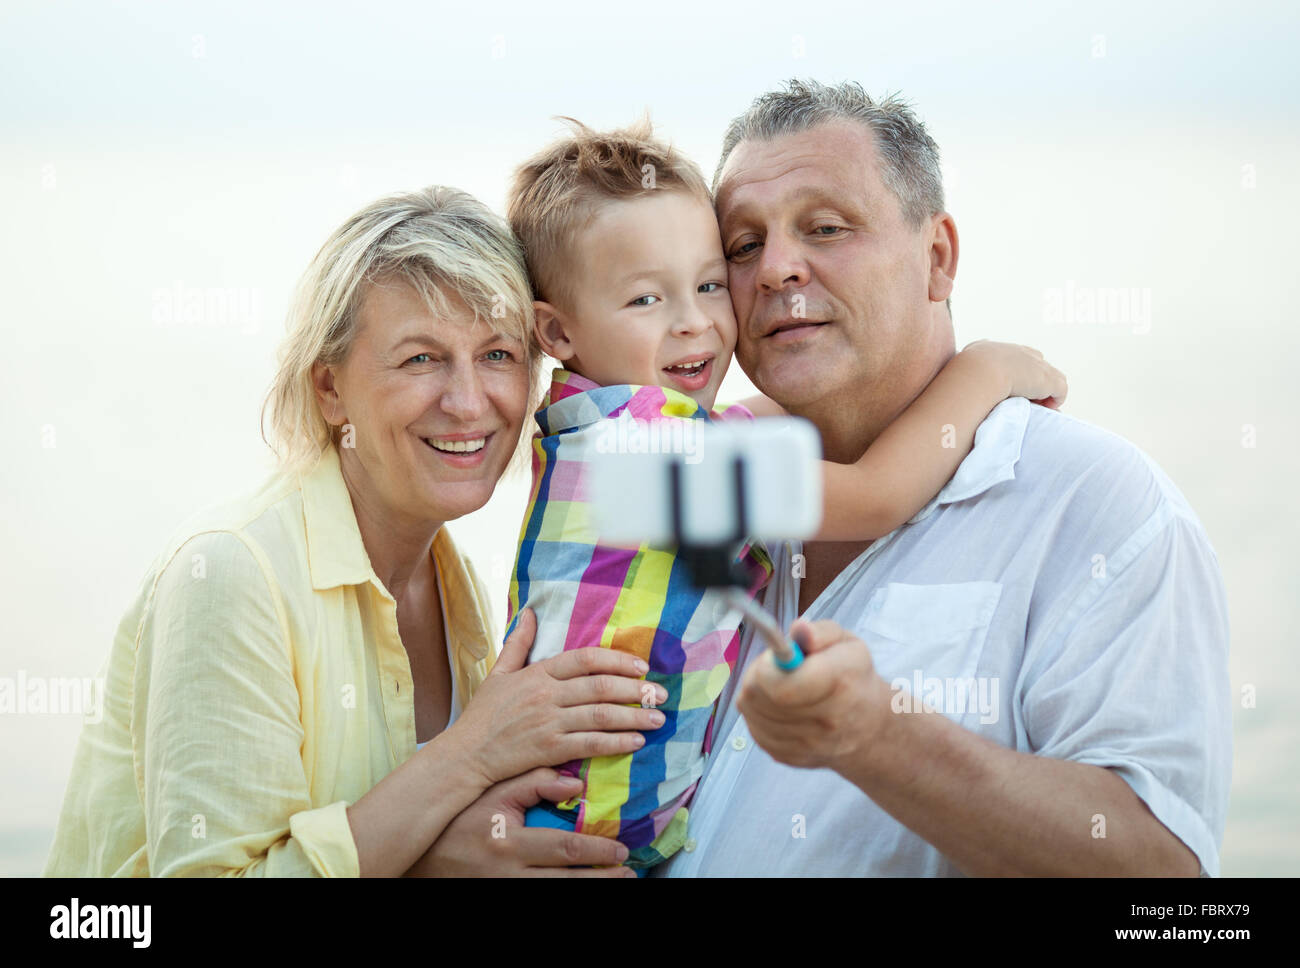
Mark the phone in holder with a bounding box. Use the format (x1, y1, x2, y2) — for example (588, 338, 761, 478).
(586, 415, 823, 548)
(586, 415, 823, 670)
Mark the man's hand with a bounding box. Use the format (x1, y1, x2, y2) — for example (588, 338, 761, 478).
(405, 767, 637, 877)
(736, 619, 1201, 877)
(735, 618, 893, 775)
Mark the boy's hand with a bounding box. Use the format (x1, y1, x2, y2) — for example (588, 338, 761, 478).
(958, 340, 1068, 410)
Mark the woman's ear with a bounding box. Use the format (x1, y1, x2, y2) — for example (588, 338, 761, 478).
(533, 301, 576, 361)
(311, 360, 347, 427)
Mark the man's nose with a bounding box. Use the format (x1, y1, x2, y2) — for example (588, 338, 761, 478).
(439, 361, 489, 421)
(755, 232, 809, 293)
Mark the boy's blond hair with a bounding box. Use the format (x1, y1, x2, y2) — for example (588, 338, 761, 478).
(506, 115, 712, 312)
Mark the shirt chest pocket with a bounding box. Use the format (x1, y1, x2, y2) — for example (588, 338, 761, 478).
(850, 581, 1003, 725)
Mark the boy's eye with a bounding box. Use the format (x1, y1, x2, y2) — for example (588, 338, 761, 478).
(698, 282, 725, 294)
(629, 295, 659, 307)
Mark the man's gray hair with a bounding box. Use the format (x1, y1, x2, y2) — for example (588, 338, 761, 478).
(713, 79, 945, 228)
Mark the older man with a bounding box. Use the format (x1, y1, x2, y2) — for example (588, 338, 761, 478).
(657, 79, 1231, 877)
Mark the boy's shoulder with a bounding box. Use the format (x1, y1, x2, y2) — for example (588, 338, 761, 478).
(711, 400, 756, 422)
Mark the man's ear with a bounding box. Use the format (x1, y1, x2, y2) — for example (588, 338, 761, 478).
(311, 360, 347, 427)
(927, 212, 959, 304)
(533, 301, 577, 361)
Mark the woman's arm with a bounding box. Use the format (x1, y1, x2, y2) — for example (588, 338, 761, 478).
(136, 535, 662, 878)
(349, 608, 666, 876)
(813, 341, 1066, 540)
(136, 532, 364, 877)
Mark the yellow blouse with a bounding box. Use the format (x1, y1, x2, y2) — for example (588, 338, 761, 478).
(42, 444, 498, 877)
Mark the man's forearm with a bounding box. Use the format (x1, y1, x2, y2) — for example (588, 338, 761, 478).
(841, 687, 1201, 877)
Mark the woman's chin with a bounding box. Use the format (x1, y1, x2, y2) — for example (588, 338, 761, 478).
(420, 477, 496, 521)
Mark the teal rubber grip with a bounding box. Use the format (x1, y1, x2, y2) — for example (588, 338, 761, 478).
(775, 639, 804, 671)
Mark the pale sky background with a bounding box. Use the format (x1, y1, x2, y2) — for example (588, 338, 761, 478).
(2, 0, 1296, 876)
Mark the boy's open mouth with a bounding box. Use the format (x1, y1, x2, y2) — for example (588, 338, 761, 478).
(662, 355, 714, 392)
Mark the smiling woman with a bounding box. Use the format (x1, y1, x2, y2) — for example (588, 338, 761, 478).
(41, 186, 661, 877)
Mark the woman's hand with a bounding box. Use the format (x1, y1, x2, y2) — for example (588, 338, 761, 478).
(405, 767, 637, 877)
(958, 340, 1068, 410)
(447, 608, 668, 788)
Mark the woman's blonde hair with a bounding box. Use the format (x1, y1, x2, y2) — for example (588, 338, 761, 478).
(262, 185, 542, 478)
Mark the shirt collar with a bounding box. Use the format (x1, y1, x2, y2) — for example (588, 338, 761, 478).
(535, 366, 711, 436)
(301, 444, 376, 592)
(908, 396, 1031, 524)
(298, 444, 489, 662)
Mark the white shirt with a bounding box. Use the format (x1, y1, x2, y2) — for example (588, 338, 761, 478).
(657, 397, 1232, 877)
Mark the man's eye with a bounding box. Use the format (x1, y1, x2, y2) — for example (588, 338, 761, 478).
(405, 353, 433, 365)
(728, 241, 760, 259)
(813, 225, 843, 236)
(698, 282, 725, 294)
(630, 295, 659, 307)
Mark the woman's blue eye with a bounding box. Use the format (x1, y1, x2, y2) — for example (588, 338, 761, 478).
(630, 295, 659, 307)
(485, 349, 511, 362)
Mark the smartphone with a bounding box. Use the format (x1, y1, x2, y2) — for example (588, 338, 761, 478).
(585, 414, 823, 548)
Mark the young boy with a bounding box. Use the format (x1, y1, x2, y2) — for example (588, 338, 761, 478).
(502, 118, 1065, 872)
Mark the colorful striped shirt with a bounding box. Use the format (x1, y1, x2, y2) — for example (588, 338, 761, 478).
(505, 367, 773, 863)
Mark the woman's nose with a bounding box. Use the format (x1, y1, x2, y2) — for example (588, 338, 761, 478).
(439, 364, 489, 421)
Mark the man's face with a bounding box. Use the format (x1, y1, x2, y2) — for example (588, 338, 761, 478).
(716, 121, 942, 414)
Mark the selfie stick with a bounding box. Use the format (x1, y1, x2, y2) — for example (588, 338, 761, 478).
(668, 458, 804, 672)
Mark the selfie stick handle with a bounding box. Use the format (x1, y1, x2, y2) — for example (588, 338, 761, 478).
(669, 458, 804, 673)
(725, 588, 804, 671)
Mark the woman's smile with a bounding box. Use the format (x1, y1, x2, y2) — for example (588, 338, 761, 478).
(420, 430, 494, 467)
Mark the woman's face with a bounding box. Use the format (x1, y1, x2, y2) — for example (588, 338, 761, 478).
(317, 275, 532, 530)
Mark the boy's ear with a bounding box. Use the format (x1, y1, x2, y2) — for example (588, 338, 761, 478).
(533, 300, 576, 361)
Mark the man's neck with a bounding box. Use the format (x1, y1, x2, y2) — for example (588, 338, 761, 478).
(788, 331, 956, 613)
(793, 347, 955, 465)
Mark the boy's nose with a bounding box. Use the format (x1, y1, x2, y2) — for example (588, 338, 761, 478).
(673, 306, 712, 337)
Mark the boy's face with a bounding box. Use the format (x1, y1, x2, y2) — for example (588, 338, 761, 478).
(536, 190, 736, 410)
